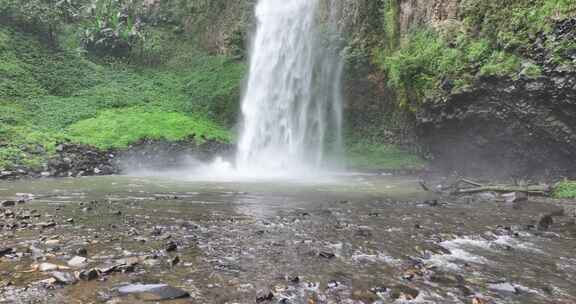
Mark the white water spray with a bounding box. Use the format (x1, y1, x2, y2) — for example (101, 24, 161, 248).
(235, 0, 344, 176)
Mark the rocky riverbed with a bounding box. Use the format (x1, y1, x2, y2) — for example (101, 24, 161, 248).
(1, 175, 575, 304)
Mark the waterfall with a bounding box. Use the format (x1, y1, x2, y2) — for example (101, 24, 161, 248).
(235, 0, 344, 176)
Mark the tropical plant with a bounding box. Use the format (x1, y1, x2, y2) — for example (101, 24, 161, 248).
(79, 0, 144, 56)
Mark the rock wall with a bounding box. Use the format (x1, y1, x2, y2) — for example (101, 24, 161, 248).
(418, 73, 576, 178)
(417, 16, 576, 179)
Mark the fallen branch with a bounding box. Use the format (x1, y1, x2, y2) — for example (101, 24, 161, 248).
(419, 178, 551, 196)
(453, 185, 550, 196)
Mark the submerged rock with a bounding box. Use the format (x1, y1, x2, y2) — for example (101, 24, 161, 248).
(78, 269, 100, 281)
(537, 214, 554, 230)
(489, 282, 519, 296)
(51, 271, 77, 285)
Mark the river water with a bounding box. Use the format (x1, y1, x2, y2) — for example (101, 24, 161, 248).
(1, 174, 575, 303)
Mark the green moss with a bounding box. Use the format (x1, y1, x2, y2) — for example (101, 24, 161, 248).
(553, 180, 576, 199)
(67, 108, 232, 149)
(381, 0, 400, 52)
(346, 141, 427, 171)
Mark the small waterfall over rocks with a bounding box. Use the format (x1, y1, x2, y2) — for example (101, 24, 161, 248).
(235, 0, 344, 176)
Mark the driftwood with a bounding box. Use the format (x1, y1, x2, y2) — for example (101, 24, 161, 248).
(420, 178, 551, 196)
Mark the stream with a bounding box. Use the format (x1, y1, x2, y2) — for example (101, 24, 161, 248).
(1, 174, 575, 303)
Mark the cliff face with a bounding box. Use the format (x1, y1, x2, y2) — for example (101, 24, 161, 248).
(398, 0, 461, 34)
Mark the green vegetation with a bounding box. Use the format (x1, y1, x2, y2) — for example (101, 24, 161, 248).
(0, 21, 244, 170)
(553, 180, 576, 199)
(347, 141, 427, 171)
(68, 108, 232, 149)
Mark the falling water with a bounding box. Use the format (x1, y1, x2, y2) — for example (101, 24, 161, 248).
(235, 0, 344, 176)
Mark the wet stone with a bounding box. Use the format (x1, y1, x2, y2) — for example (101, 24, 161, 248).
(1, 200, 16, 207)
(390, 285, 419, 300)
(0, 247, 14, 256)
(117, 284, 190, 301)
(75, 247, 88, 256)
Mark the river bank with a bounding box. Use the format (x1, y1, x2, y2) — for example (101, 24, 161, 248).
(1, 175, 575, 304)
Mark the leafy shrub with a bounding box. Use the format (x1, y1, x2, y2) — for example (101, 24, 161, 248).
(553, 180, 576, 199)
(375, 30, 464, 108)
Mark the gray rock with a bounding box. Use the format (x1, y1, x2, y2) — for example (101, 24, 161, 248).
(51, 271, 77, 285)
(564, 204, 576, 218)
(117, 284, 189, 301)
(37, 222, 56, 229)
(78, 269, 100, 281)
